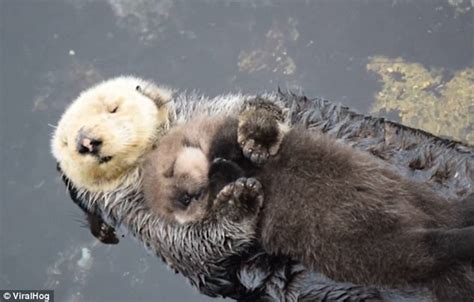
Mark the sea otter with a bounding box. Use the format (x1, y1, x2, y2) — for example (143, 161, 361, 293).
(52, 76, 473, 301)
(53, 77, 363, 301)
(51, 76, 175, 244)
(142, 101, 474, 301)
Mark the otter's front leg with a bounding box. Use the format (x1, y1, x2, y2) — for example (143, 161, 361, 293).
(238, 98, 288, 165)
(213, 177, 264, 223)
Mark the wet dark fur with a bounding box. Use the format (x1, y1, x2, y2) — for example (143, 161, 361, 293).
(57, 163, 119, 244)
(199, 116, 474, 301)
(60, 91, 473, 301)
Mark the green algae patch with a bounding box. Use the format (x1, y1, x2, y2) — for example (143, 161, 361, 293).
(367, 56, 473, 144)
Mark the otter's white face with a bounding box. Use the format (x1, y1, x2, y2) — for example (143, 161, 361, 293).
(51, 76, 174, 192)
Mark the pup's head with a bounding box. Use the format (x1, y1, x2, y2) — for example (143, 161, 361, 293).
(52, 76, 174, 192)
(143, 118, 245, 224)
(147, 144, 211, 224)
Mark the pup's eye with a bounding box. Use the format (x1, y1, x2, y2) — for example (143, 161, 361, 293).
(135, 85, 142, 92)
(110, 106, 119, 113)
(178, 193, 193, 207)
(177, 190, 204, 207)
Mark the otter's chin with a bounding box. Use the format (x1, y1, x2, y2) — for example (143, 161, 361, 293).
(57, 154, 137, 193)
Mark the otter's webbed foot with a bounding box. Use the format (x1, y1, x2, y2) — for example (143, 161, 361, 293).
(213, 177, 264, 222)
(238, 98, 288, 165)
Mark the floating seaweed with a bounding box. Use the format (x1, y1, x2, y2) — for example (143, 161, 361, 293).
(367, 56, 473, 144)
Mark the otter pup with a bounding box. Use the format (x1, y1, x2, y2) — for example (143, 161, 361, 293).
(143, 102, 474, 301)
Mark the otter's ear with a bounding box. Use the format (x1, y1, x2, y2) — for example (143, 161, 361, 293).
(136, 81, 174, 108)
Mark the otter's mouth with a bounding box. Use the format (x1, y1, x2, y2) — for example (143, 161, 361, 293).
(98, 155, 113, 164)
(76, 152, 113, 164)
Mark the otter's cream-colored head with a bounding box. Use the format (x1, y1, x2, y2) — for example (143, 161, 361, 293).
(51, 76, 174, 192)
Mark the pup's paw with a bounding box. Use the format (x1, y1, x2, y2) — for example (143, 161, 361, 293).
(214, 177, 264, 221)
(232, 177, 264, 208)
(238, 98, 286, 165)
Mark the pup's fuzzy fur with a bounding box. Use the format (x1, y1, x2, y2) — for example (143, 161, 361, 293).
(53, 76, 473, 301)
(142, 111, 474, 301)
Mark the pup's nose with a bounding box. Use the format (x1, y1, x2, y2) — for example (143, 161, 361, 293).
(76, 132, 102, 155)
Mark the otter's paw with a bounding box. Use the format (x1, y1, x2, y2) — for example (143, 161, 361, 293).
(87, 214, 120, 245)
(214, 177, 264, 221)
(238, 99, 287, 165)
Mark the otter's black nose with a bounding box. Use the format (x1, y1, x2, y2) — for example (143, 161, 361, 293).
(76, 132, 102, 155)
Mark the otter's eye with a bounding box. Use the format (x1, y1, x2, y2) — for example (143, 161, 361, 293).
(135, 85, 142, 92)
(177, 190, 203, 207)
(178, 193, 192, 207)
(109, 106, 119, 114)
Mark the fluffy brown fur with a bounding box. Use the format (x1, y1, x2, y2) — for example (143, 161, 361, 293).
(143, 112, 474, 301)
(143, 116, 227, 224)
(252, 127, 474, 301)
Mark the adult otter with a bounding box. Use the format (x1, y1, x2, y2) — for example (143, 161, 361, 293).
(52, 76, 175, 244)
(53, 77, 473, 301)
(142, 102, 474, 301)
(54, 77, 359, 301)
